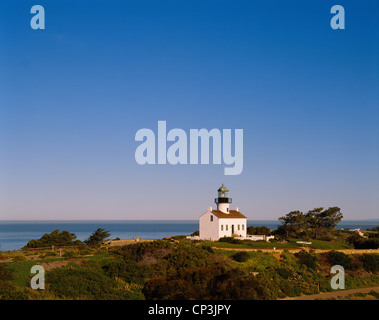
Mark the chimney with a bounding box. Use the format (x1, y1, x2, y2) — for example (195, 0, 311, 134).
(208, 206, 213, 211)
(235, 207, 239, 212)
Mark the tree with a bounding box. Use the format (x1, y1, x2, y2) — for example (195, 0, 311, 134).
(84, 228, 111, 246)
(247, 226, 271, 236)
(25, 229, 81, 248)
(277, 211, 306, 239)
(305, 208, 324, 239)
(321, 207, 343, 229)
(305, 207, 343, 239)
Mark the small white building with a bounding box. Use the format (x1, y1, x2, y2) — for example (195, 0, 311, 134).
(198, 184, 247, 241)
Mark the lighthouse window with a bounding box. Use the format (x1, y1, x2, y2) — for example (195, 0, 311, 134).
(221, 225, 223, 231)
(210, 215, 213, 222)
(226, 225, 228, 231)
(242, 224, 245, 231)
(238, 225, 240, 231)
(226, 208, 229, 212)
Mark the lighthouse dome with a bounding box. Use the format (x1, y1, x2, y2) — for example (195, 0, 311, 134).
(217, 184, 229, 192)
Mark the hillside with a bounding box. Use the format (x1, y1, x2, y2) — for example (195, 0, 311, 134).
(0, 238, 378, 300)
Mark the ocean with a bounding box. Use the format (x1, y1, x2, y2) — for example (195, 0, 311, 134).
(0, 220, 378, 251)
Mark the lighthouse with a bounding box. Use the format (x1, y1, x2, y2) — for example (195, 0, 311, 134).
(198, 184, 247, 241)
(215, 183, 232, 213)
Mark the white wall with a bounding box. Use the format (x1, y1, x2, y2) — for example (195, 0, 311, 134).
(217, 203, 230, 213)
(218, 218, 247, 238)
(199, 210, 220, 241)
(244, 235, 275, 242)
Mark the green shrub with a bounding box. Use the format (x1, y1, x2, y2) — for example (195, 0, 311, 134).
(232, 251, 250, 262)
(102, 259, 151, 285)
(40, 251, 58, 258)
(276, 267, 293, 279)
(325, 251, 352, 269)
(247, 226, 271, 236)
(62, 250, 76, 258)
(79, 249, 93, 256)
(0, 265, 13, 281)
(112, 240, 173, 262)
(280, 279, 302, 297)
(200, 245, 215, 254)
(0, 281, 28, 300)
(167, 243, 211, 270)
(368, 290, 379, 299)
(360, 254, 379, 273)
(47, 265, 119, 299)
(294, 250, 319, 270)
(12, 254, 26, 261)
(143, 265, 270, 300)
(353, 238, 379, 249)
(218, 237, 243, 244)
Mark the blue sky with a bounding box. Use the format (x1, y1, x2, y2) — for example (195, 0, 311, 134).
(0, 0, 378, 220)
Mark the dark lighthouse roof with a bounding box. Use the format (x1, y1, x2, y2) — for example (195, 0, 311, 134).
(218, 184, 229, 192)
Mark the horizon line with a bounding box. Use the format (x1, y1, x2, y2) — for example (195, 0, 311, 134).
(0, 219, 378, 222)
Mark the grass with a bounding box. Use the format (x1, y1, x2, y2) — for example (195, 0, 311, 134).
(200, 239, 352, 250)
(202, 240, 298, 249)
(4, 260, 37, 287)
(1, 249, 104, 287)
(346, 275, 379, 290)
(213, 249, 280, 272)
(305, 239, 352, 249)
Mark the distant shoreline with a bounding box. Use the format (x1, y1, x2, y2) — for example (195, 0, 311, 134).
(0, 219, 378, 222)
(0, 219, 378, 251)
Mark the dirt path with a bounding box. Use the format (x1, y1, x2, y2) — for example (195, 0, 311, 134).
(40, 258, 84, 271)
(281, 286, 379, 300)
(211, 247, 379, 254)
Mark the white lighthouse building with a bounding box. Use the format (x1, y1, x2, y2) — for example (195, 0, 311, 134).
(198, 184, 247, 241)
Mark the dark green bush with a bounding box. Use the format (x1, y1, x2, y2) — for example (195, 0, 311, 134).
(294, 250, 319, 270)
(200, 245, 215, 254)
(62, 250, 76, 258)
(78, 249, 93, 256)
(40, 251, 58, 258)
(232, 251, 250, 262)
(247, 226, 271, 236)
(112, 240, 173, 262)
(0, 281, 28, 300)
(279, 280, 302, 297)
(167, 243, 211, 270)
(0, 265, 13, 281)
(12, 254, 26, 261)
(359, 254, 379, 273)
(325, 251, 352, 269)
(143, 265, 269, 300)
(276, 267, 293, 279)
(47, 265, 127, 299)
(102, 258, 151, 285)
(218, 237, 243, 244)
(353, 238, 379, 249)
